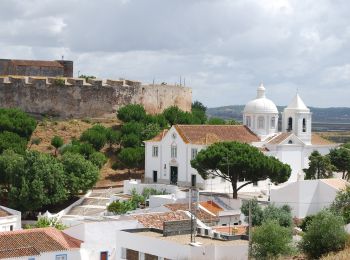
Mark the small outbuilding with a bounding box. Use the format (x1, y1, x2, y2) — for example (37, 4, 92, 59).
(270, 178, 349, 219)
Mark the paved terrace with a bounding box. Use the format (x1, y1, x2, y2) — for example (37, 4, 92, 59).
(61, 188, 122, 219)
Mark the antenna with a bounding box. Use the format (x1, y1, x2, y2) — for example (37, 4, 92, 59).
(189, 187, 198, 244)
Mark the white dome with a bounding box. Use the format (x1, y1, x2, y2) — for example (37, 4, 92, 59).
(244, 84, 278, 114)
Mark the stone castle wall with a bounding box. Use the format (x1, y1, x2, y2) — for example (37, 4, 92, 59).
(0, 76, 192, 118)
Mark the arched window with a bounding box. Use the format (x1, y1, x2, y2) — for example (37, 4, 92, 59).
(271, 117, 275, 129)
(287, 117, 293, 132)
(288, 140, 293, 144)
(258, 116, 265, 129)
(302, 118, 306, 132)
(246, 116, 251, 127)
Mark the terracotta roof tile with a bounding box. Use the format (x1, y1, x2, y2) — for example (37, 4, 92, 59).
(132, 211, 189, 229)
(213, 225, 248, 236)
(146, 129, 169, 142)
(0, 227, 82, 259)
(0, 208, 11, 217)
(10, 60, 63, 68)
(199, 201, 223, 215)
(174, 125, 260, 145)
(164, 203, 219, 223)
(266, 132, 292, 145)
(311, 134, 335, 145)
(321, 178, 349, 190)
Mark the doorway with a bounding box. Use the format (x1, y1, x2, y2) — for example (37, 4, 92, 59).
(170, 166, 178, 185)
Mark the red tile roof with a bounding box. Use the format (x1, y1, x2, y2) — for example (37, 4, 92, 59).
(199, 201, 223, 215)
(132, 211, 189, 229)
(174, 125, 260, 145)
(0, 227, 82, 259)
(146, 129, 169, 142)
(164, 203, 219, 223)
(266, 132, 292, 145)
(11, 60, 63, 68)
(0, 208, 11, 217)
(213, 225, 248, 236)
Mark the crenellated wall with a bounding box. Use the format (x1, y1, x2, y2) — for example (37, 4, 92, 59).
(0, 76, 192, 118)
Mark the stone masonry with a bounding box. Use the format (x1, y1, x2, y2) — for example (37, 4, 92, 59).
(0, 76, 192, 118)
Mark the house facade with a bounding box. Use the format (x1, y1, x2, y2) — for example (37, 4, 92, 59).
(0, 206, 21, 232)
(144, 84, 338, 192)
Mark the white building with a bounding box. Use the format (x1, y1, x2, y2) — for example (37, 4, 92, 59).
(270, 178, 349, 218)
(116, 228, 248, 260)
(144, 84, 338, 191)
(0, 206, 21, 232)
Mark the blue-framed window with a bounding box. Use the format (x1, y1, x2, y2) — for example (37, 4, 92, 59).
(56, 254, 67, 260)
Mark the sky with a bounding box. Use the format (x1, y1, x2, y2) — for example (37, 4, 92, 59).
(1, 0, 350, 108)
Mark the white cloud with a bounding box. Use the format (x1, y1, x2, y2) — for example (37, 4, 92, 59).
(0, 0, 350, 107)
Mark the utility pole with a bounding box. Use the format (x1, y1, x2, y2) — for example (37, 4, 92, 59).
(248, 200, 252, 259)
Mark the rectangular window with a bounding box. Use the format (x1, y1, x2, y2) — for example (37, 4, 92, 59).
(191, 148, 198, 160)
(152, 146, 158, 157)
(153, 171, 158, 183)
(100, 251, 108, 260)
(191, 174, 196, 187)
(171, 146, 177, 158)
(55, 255, 67, 260)
(28, 258, 35, 260)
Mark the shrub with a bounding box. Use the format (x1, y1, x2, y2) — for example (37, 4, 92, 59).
(89, 152, 107, 169)
(51, 136, 63, 156)
(80, 124, 107, 150)
(299, 215, 315, 232)
(263, 204, 293, 228)
(330, 185, 350, 224)
(0, 108, 37, 139)
(117, 104, 146, 123)
(0, 131, 27, 154)
(251, 220, 293, 259)
(299, 210, 348, 259)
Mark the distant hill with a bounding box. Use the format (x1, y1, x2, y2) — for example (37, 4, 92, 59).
(207, 105, 350, 132)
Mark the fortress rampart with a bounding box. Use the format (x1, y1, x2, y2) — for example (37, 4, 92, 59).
(0, 76, 192, 118)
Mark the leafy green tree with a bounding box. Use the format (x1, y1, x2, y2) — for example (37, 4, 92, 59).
(78, 75, 96, 81)
(241, 198, 264, 226)
(192, 101, 207, 124)
(118, 147, 145, 174)
(191, 142, 291, 198)
(141, 123, 161, 140)
(80, 124, 107, 150)
(120, 122, 143, 137)
(117, 104, 146, 123)
(144, 114, 168, 128)
(207, 117, 226, 125)
(121, 133, 141, 148)
(51, 136, 64, 156)
(0, 108, 37, 139)
(61, 152, 99, 194)
(0, 131, 27, 154)
(251, 220, 293, 259)
(0, 150, 25, 192)
(162, 106, 194, 125)
(329, 147, 350, 180)
(262, 204, 293, 228)
(8, 151, 68, 212)
(330, 185, 350, 224)
(300, 210, 348, 259)
(303, 151, 335, 179)
(89, 152, 107, 169)
(105, 128, 121, 148)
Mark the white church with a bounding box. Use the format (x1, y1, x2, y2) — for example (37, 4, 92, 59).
(144, 84, 338, 192)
